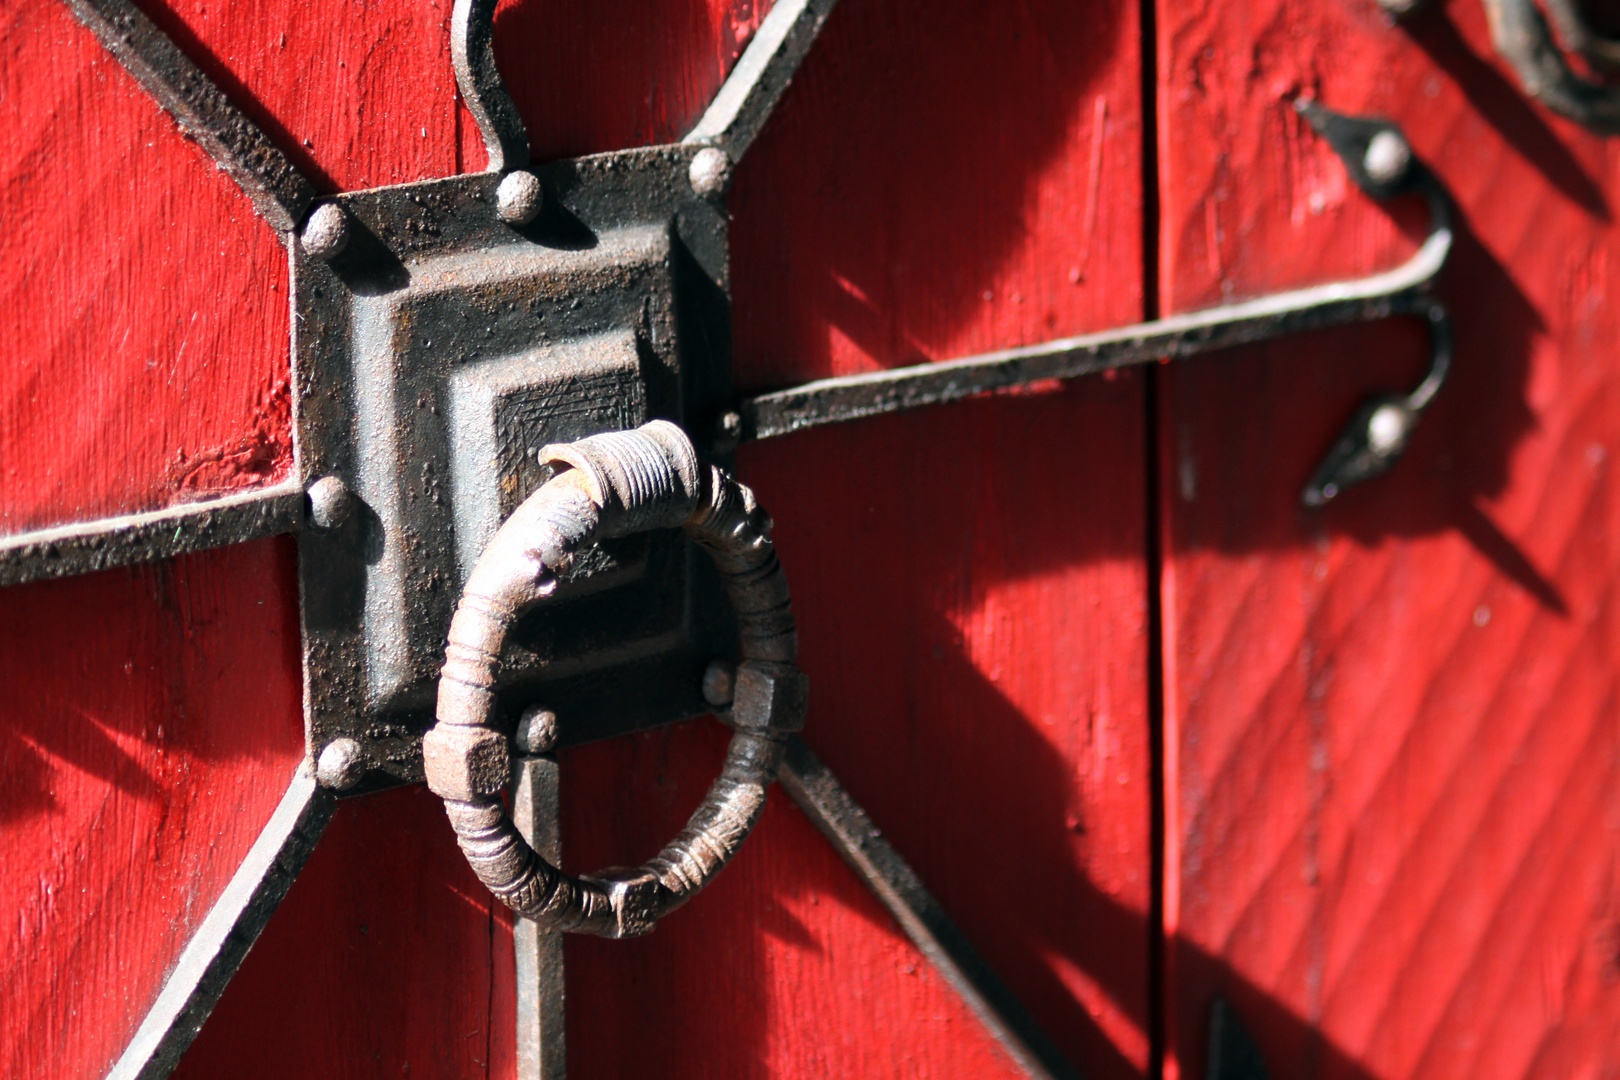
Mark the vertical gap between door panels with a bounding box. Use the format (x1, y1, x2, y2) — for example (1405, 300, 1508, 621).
(1137, 0, 1167, 1077)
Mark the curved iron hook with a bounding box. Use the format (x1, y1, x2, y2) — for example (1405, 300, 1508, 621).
(1295, 101, 1455, 507)
(452, 0, 530, 171)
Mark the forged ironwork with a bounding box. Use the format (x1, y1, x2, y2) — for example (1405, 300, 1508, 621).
(290, 147, 737, 791)
(26, 0, 1465, 1076)
(60, 0, 317, 233)
(741, 98, 1457, 507)
(1542, 0, 1620, 69)
(778, 736, 1081, 1080)
(424, 422, 806, 937)
(512, 755, 567, 1080)
(683, 0, 842, 160)
(105, 768, 335, 1080)
(0, 481, 304, 588)
(453, 0, 530, 171)
(1482, 0, 1620, 132)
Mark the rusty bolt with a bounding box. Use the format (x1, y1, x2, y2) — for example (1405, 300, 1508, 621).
(515, 706, 559, 754)
(702, 658, 737, 707)
(496, 170, 544, 226)
(306, 475, 354, 531)
(316, 737, 365, 790)
(688, 147, 733, 200)
(300, 202, 350, 261)
(1363, 130, 1412, 186)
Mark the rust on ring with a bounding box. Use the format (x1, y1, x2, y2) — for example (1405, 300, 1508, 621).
(422, 420, 806, 938)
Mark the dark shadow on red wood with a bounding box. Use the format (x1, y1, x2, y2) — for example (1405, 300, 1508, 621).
(727, 0, 1140, 391)
(1299, 215, 1561, 615)
(172, 783, 516, 1080)
(0, 539, 304, 824)
(135, 0, 337, 193)
(491, 0, 767, 163)
(1397, 2, 1610, 221)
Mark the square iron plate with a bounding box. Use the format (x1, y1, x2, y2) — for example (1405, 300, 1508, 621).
(293, 146, 736, 789)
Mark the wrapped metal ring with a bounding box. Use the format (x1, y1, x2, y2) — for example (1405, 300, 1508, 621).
(422, 421, 806, 937)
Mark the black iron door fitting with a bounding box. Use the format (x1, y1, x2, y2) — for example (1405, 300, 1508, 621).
(423, 422, 806, 937)
(14, 1, 1465, 1078)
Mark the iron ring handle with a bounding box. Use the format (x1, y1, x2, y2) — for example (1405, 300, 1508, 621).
(423, 420, 807, 938)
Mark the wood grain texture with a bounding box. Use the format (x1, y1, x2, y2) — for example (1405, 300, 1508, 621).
(740, 384, 1154, 1078)
(562, 1, 1155, 1074)
(564, 1, 1155, 1074)
(142, 0, 459, 192)
(486, 0, 769, 167)
(564, 719, 1033, 1080)
(11, 0, 1161, 1076)
(728, 0, 1144, 389)
(172, 783, 516, 1080)
(0, 538, 305, 1080)
(0, 1, 292, 534)
(1157, 0, 1620, 1076)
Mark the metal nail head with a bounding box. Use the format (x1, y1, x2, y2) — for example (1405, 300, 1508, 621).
(496, 170, 544, 226)
(515, 706, 560, 754)
(1363, 130, 1412, 186)
(306, 475, 354, 531)
(300, 202, 350, 261)
(316, 737, 365, 789)
(1366, 402, 1413, 455)
(702, 658, 737, 707)
(689, 147, 733, 200)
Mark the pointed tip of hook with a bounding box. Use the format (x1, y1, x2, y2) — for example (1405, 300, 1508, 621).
(1301, 395, 1419, 509)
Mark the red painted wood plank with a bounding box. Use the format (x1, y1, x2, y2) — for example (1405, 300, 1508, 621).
(0, 538, 304, 1080)
(173, 784, 516, 1080)
(487, 0, 770, 166)
(142, 0, 459, 193)
(729, 0, 1144, 389)
(13, 1, 1157, 1076)
(0, 1, 292, 534)
(558, 0, 1155, 1074)
(564, 719, 1033, 1080)
(1156, 1, 1620, 1077)
(738, 384, 1153, 1077)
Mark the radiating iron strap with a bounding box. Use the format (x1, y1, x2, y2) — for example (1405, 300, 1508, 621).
(735, 102, 1457, 507)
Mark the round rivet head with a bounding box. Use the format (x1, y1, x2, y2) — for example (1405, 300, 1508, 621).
(702, 659, 737, 707)
(1366, 402, 1413, 456)
(316, 737, 365, 790)
(307, 475, 354, 531)
(496, 170, 544, 226)
(688, 147, 733, 200)
(300, 202, 350, 261)
(1363, 130, 1412, 186)
(712, 410, 745, 453)
(515, 706, 559, 754)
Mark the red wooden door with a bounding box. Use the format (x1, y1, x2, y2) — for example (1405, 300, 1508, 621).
(2, 0, 1618, 1078)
